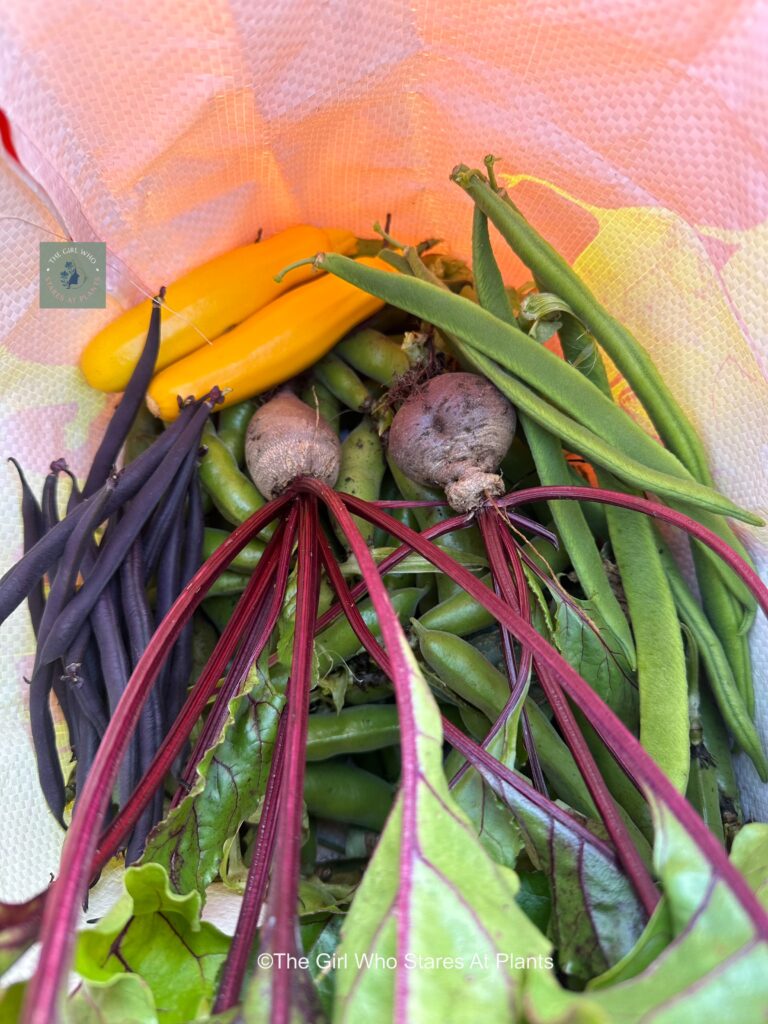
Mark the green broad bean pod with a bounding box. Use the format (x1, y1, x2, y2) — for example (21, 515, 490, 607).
(217, 399, 257, 466)
(372, 472, 422, 549)
(306, 705, 400, 761)
(416, 528, 570, 634)
(418, 575, 497, 636)
(315, 587, 424, 672)
(335, 328, 410, 385)
(342, 679, 394, 705)
(300, 379, 341, 427)
(303, 761, 394, 831)
(314, 353, 373, 412)
(206, 571, 250, 597)
(198, 420, 269, 529)
(201, 594, 239, 634)
(202, 528, 266, 574)
(412, 620, 509, 721)
(334, 417, 386, 546)
(190, 614, 218, 685)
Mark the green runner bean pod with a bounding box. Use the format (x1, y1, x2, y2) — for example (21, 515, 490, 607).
(606, 496, 690, 793)
(657, 540, 767, 779)
(455, 165, 758, 608)
(685, 636, 725, 843)
(452, 165, 713, 485)
(470, 208, 635, 670)
(313, 252, 759, 527)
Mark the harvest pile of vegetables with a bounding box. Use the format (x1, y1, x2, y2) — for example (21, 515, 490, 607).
(3, 158, 768, 1023)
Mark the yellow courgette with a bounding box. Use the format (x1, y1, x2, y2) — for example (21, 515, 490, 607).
(146, 257, 391, 420)
(80, 225, 356, 392)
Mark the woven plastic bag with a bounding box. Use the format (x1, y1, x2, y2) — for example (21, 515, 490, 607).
(1, 0, 767, 902)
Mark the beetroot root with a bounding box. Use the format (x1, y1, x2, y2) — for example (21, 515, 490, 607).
(388, 372, 516, 512)
(245, 391, 341, 498)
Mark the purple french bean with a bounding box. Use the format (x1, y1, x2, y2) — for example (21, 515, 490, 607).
(73, 715, 99, 815)
(62, 649, 108, 738)
(153, 499, 183, 721)
(28, 662, 66, 825)
(164, 470, 204, 728)
(26, 480, 115, 823)
(119, 537, 155, 667)
(41, 461, 67, 533)
(62, 622, 109, 738)
(34, 478, 116, 659)
(90, 578, 136, 812)
(38, 398, 217, 665)
(82, 291, 164, 500)
(141, 442, 201, 581)
(0, 401, 199, 626)
(8, 458, 45, 635)
(119, 534, 165, 851)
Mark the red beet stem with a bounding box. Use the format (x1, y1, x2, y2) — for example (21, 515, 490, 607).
(214, 714, 287, 1012)
(321, 485, 768, 940)
(258, 496, 322, 1024)
(21, 494, 291, 1024)
(480, 510, 658, 913)
(170, 507, 298, 805)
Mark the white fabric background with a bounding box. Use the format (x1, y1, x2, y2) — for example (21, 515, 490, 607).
(0, 0, 767, 901)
